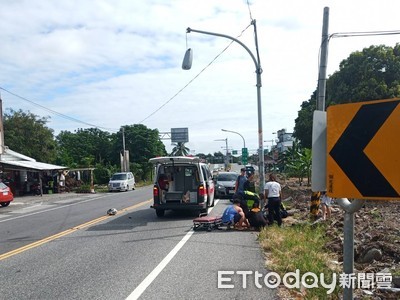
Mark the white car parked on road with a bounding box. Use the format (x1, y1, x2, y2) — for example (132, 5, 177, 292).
(108, 172, 135, 192)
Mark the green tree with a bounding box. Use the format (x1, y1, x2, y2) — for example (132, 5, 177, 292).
(328, 44, 400, 103)
(56, 128, 113, 167)
(93, 163, 115, 184)
(3, 109, 57, 162)
(213, 152, 224, 164)
(293, 93, 316, 149)
(196, 153, 207, 161)
(293, 44, 400, 147)
(171, 142, 189, 156)
(113, 125, 166, 180)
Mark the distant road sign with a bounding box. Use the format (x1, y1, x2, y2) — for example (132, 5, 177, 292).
(241, 147, 248, 164)
(171, 128, 189, 143)
(327, 98, 400, 200)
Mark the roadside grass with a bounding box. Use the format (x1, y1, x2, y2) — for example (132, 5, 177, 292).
(258, 223, 341, 299)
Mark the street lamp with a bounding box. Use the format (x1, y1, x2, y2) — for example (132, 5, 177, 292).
(214, 138, 228, 170)
(183, 20, 265, 194)
(264, 139, 274, 148)
(221, 129, 246, 149)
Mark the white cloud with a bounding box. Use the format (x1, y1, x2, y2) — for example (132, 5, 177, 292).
(1, 0, 400, 155)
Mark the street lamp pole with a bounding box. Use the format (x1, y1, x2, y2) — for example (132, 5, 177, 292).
(185, 21, 265, 193)
(214, 138, 229, 170)
(221, 129, 246, 149)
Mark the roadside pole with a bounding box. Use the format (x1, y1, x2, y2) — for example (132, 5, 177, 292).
(315, 8, 363, 299)
(336, 198, 365, 299)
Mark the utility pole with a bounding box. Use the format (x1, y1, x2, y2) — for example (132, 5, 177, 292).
(316, 8, 364, 300)
(121, 127, 129, 172)
(224, 138, 228, 170)
(317, 7, 329, 111)
(214, 138, 229, 170)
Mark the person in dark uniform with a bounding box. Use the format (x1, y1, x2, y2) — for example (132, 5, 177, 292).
(247, 201, 268, 231)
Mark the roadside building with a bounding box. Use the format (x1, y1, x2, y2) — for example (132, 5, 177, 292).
(275, 129, 294, 153)
(0, 147, 67, 196)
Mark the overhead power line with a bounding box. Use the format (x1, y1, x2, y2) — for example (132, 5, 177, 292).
(0, 87, 118, 132)
(1, 22, 253, 131)
(246, 0, 254, 22)
(139, 24, 252, 123)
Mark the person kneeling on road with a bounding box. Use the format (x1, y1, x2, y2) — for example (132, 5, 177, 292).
(221, 197, 249, 230)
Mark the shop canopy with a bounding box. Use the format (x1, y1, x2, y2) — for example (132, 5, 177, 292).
(0, 160, 67, 171)
(0, 148, 67, 171)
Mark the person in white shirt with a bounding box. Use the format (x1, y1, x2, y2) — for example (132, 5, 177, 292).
(320, 191, 332, 220)
(264, 173, 282, 226)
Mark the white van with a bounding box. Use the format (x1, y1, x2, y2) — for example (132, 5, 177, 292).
(108, 172, 135, 192)
(149, 156, 215, 217)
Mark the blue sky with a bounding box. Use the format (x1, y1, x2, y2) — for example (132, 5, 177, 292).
(1, 0, 400, 155)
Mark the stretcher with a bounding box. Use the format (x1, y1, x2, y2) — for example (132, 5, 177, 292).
(193, 213, 223, 231)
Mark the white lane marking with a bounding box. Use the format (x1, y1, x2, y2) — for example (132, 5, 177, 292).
(0, 195, 108, 223)
(126, 230, 194, 300)
(18, 204, 53, 212)
(126, 199, 220, 300)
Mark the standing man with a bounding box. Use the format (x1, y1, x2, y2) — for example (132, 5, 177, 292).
(241, 172, 260, 216)
(264, 173, 282, 226)
(234, 168, 247, 197)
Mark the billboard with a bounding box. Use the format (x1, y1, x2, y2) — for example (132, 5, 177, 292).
(171, 128, 189, 143)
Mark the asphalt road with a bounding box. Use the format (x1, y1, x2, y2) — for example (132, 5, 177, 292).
(0, 187, 277, 300)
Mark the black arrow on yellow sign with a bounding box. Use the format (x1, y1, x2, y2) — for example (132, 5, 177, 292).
(329, 100, 400, 198)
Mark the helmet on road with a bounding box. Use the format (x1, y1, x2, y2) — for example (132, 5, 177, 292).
(107, 208, 117, 216)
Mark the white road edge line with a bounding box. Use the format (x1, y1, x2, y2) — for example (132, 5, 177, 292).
(126, 199, 220, 300)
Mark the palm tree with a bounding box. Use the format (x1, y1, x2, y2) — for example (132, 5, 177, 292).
(170, 142, 190, 156)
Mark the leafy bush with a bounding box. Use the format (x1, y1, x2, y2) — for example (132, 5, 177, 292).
(93, 164, 113, 184)
(75, 183, 92, 193)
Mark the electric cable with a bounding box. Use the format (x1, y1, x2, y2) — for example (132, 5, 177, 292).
(138, 23, 252, 123)
(246, 0, 254, 22)
(0, 87, 118, 132)
(1, 24, 253, 131)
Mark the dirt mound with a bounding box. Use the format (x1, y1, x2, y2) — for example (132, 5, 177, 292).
(280, 183, 400, 299)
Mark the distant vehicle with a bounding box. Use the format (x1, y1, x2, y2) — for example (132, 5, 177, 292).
(149, 156, 215, 217)
(214, 171, 238, 199)
(108, 172, 135, 192)
(0, 182, 14, 207)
